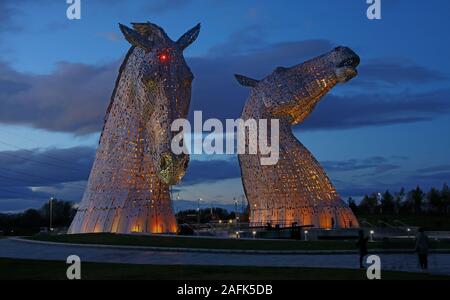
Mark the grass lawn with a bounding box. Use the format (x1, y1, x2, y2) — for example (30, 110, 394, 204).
(28, 233, 367, 251)
(1, 258, 448, 280)
(358, 214, 450, 228)
(27, 233, 450, 251)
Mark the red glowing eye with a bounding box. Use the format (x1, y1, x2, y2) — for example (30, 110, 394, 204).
(158, 52, 169, 63)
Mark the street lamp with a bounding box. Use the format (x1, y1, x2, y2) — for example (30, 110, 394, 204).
(252, 230, 257, 239)
(377, 193, 382, 214)
(304, 230, 309, 241)
(234, 198, 239, 223)
(48, 197, 55, 232)
(197, 197, 202, 225)
(370, 230, 375, 242)
(407, 228, 411, 238)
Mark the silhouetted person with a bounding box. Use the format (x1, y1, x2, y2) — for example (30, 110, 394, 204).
(356, 230, 369, 269)
(415, 228, 429, 270)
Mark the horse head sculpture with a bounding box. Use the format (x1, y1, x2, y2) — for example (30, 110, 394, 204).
(68, 22, 200, 234)
(235, 46, 360, 229)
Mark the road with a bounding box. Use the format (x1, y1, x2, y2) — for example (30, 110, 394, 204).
(1, 238, 450, 275)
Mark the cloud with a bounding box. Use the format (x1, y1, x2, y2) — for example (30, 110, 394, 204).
(358, 58, 448, 84)
(416, 165, 450, 174)
(0, 146, 94, 210)
(0, 59, 119, 134)
(97, 32, 122, 42)
(409, 165, 450, 187)
(181, 157, 241, 185)
(0, 1, 21, 34)
(300, 89, 450, 130)
(0, 27, 449, 135)
(144, 0, 194, 13)
(0, 146, 242, 211)
(322, 156, 400, 174)
(189, 39, 335, 121)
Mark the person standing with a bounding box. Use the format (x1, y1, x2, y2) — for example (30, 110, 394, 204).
(415, 228, 429, 270)
(356, 230, 369, 269)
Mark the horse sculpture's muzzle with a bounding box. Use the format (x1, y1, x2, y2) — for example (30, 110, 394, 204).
(334, 46, 360, 83)
(157, 152, 189, 185)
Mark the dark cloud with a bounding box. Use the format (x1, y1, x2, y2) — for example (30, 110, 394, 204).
(0, 1, 21, 33)
(358, 58, 448, 84)
(0, 60, 119, 134)
(0, 146, 94, 210)
(322, 156, 400, 174)
(189, 39, 335, 121)
(0, 28, 449, 134)
(416, 165, 450, 174)
(181, 158, 241, 185)
(412, 172, 450, 183)
(300, 89, 450, 130)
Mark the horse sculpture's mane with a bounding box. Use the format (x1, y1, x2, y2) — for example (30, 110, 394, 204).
(100, 46, 136, 143)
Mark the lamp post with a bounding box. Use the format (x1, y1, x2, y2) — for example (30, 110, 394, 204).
(370, 230, 374, 242)
(197, 197, 202, 226)
(175, 193, 180, 212)
(234, 198, 239, 224)
(304, 230, 309, 241)
(407, 228, 411, 238)
(49, 197, 54, 232)
(377, 193, 382, 215)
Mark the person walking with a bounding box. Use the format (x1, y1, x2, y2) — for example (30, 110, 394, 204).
(356, 230, 369, 269)
(415, 228, 429, 270)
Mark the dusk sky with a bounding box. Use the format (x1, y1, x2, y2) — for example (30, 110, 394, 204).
(0, 0, 449, 212)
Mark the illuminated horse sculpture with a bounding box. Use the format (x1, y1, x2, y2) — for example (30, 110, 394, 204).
(235, 46, 360, 229)
(69, 22, 200, 234)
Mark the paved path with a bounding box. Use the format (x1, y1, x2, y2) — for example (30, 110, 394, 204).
(1, 238, 450, 275)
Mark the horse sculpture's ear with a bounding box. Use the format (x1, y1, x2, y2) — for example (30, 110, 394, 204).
(119, 23, 153, 50)
(234, 74, 260, 88)
(176, 23, 201, 51)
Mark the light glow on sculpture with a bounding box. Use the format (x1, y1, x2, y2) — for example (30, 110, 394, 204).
(68, 22, 201, 234)
(235, 46, 361, 229)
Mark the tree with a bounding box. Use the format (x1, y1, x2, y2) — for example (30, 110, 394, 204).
(40, 199, 76, 227)
(408, 186, 424, 215)
(348, 197, 358, 215)
(394, 187, 405, 215)
(359, 194, 378, 215)
(18, 209, 43, 228)
(381, 190, 395, 214)
(441, 183, 450, 215)
(427, 187, 442, 213)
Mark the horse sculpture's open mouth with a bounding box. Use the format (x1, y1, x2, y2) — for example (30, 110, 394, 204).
(337, 55, 360, 69)
(336, 53, 360, 83)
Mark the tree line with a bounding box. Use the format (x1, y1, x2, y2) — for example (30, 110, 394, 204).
(348, 184, 450, 216)
(0, 199, 76, 235)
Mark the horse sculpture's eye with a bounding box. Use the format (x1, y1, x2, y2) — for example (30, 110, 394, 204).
(157, 50, 170, 63)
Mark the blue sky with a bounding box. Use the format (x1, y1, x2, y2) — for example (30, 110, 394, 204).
(0, 0, 449, 212)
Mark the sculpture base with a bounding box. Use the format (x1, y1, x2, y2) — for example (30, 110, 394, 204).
(249, 203, 359, 229)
